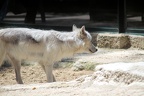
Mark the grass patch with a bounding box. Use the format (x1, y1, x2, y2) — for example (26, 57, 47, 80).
(57, 61, 74, 68)
(21, 61, 38, 66)
(84, 63, 96, 71)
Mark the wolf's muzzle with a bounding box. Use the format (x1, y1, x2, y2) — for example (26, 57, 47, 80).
(89, 47, 98, 53)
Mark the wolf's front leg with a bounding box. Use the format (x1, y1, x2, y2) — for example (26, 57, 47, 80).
(40, 63, 56, 82)
(45, 64, 54, 82)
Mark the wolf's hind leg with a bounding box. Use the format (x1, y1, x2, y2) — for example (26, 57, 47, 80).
(7, 55, 23, 84)
(0, 45, 6, 67)
(0, 52, 6, 67)
(52, 73, 56, 82)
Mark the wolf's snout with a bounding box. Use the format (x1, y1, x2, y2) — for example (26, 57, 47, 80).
(89, 47, 98, 53)
(94, 48, 98, 52)
(89, 43, 98, 53)
(95, 48, 98, 52)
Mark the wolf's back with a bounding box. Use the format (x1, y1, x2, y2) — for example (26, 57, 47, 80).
(0, 28, 45, 44)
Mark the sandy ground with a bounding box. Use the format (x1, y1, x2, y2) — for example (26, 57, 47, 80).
(1, 48, 144, 96)
(0, 66, 93, 85)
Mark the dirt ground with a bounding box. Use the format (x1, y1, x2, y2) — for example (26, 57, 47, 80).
(1, 48, 144, 96)
(1, 48, 144, 85)
(0, 64, 93, 85)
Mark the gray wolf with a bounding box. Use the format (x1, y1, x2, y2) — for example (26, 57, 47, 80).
(0, 25, 97, 84)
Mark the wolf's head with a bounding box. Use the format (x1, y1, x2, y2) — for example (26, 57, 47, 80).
(72, 25, 98, 53)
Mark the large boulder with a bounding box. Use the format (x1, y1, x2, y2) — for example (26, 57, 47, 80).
(94, 62, 144, 84)
(130, 35, 144, 49)
(97, 33, 131, 49)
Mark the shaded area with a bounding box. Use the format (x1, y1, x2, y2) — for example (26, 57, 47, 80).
(0, 13, 144, 36)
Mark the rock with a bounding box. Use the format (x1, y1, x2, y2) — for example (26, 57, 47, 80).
(97, 33, 131, 49)
(95, 62, 144, 84)
(71, 61, 84, 71)
(129, 35, 144, 49)
(91, 33, 144, 49)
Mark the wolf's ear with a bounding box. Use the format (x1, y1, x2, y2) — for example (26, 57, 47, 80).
(80, 26, 87, 39)
(72, 24, 77, 31)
